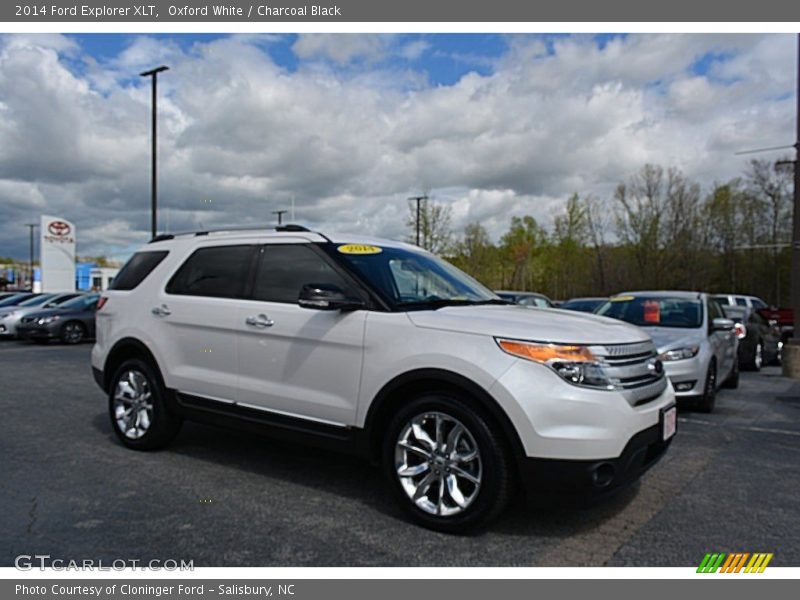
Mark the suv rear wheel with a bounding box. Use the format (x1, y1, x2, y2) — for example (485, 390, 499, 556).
(383, 392, 511, 533)
(109, 358, 181, 450)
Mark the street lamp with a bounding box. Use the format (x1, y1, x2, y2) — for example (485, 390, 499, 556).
(140, 65, 169, 239)
(25, 223, 37, 291)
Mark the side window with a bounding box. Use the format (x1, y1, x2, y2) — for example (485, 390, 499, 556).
(752, 298, 767, 309)
(735, 297, 747, 306)
(715, 296, 730, 305)
(166, 245, 254, 298)
(111, 251, 169, 291)
(253, 245, 352, 304)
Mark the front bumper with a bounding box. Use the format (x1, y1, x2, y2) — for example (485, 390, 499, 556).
(16, 324, 59, 340)
(519, 418, 673, 499)
(662, 355, 704, 397)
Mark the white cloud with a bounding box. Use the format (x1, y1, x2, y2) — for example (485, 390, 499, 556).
(0, 33, 795, 261)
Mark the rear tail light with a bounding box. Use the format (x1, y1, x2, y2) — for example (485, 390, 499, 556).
(734, 322, 746, 340)
(97, 296, 108, 311)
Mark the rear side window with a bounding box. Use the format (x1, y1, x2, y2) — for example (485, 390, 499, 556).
(111, 251, 169, 291)
(253, 244, 352, 303)
(735, 297, 747, 306)
(166, 245, 254, 298)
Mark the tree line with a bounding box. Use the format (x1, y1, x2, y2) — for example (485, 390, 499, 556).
(406, 160, 794, 306)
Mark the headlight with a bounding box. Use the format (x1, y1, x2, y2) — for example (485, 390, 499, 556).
(0, 311, 15, 319)
(496, 339, 614, 390)
(37, 316, 59, 325)
(659, 346, 699, 361)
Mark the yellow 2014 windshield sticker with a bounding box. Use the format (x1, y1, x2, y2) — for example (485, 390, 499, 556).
(337, 244, 383, 255)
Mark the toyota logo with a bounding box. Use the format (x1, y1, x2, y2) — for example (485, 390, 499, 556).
(48, 221, 71, 236)
(647, 358, 664, 376)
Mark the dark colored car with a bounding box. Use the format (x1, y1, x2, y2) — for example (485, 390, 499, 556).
(722, 305, 781, 371)
(17, 293, 100, 344)
(561, 297, 607, 313)
(0, 292, 37, 307)
(495, 290, 554, 308)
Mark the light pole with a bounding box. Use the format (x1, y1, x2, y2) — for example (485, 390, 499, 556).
(788, 33, 800, 377)
(140, 65, 169, 239)
(408, 195, 428, 247)
(25, 223, 37, 291)
(272, 210, 288, 226)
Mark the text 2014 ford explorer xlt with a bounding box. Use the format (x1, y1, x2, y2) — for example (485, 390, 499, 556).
(91, 225, 676, 532)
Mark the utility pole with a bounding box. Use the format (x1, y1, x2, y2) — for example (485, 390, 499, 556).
(788, 33, 800, 378)
(140, 65, 169, 239)
(272, 210, 288, 226)
(25, 223, 37, 291)
(408, 195, 428, 247)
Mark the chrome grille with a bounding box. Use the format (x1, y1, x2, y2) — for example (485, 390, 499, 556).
(589, 341, 667, 406)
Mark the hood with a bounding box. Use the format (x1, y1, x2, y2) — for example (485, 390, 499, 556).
(407, 305, 650, 345)
(641, 326, 704, 352)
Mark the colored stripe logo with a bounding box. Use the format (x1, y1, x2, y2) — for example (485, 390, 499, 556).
(697, 552, 773, 573)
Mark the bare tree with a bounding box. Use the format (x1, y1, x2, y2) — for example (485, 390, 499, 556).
(406, 197, 453, 254)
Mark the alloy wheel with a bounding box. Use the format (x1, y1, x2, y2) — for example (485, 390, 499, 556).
(113, 370, 154, 439)
(62, 322, 84, 344)
(394, 411, 482, 516)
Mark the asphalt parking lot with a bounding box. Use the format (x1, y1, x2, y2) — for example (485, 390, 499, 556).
(2, 341, 799, 567)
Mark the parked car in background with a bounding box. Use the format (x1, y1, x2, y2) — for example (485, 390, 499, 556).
(595, 292, 738, 412)
(17, 293, 100, 344)
(561, 297, 607, 313)
(0, 292, 83, 338)
(758, 305, 794, 348)
(0, 292, 38, 308)
(495, 290, 554, 308)
(714, 294, 768, 310)
(722, 305, 781, 371)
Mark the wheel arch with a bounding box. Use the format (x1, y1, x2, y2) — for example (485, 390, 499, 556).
(102, 337, 164, 392)
(361, 368, 526, 467)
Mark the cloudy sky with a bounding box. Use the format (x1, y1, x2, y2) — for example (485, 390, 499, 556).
(0, 33, 796, 260)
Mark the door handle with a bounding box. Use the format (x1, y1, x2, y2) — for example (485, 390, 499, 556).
(151, 304, 171, 317)
(245, 314, 274, 328)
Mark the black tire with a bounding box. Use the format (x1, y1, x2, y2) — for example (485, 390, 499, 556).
(744, 341, 763, 372)
(60, 321, 86, 344)
(382, 392, 512, 533)
(697, 361, 717, 413)
(723, 357, 739, 388)
(108, 358, 181, 451)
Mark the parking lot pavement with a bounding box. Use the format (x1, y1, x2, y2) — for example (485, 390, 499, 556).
(2, 341, 799, 567)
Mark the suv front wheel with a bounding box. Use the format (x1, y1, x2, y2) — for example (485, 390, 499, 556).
(383, 393, 512, 533)
(109, 358, 181, 450)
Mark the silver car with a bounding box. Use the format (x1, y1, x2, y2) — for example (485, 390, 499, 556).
(0, 292, 83, 338)
(595, 291, 738, 412)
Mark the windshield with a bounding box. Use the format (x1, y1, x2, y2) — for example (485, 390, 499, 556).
(330, 244, 499, 309)
(596, 296, 704, 329)
(0, 293, 33, 307)
(59, 294, 99, 310)
(18, 293, 57, 307)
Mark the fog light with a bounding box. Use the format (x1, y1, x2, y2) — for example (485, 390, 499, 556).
(0, 325, 5, 332)
(674, 381, 696, 392)
(592, 463, 616, 487)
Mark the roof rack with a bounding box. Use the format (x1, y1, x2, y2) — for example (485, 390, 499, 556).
(148, 224, 321, 243)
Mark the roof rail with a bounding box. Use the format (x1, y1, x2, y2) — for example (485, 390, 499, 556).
(149, 234, 175, 243)
(147, 224, 323, 242)
(275, 224, 310, 232)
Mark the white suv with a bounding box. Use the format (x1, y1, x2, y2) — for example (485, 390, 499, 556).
(92, 226, 676, 531)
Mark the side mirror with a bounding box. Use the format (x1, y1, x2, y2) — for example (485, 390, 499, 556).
(298, 283, 364, 311)
(712, 317, 735, 332)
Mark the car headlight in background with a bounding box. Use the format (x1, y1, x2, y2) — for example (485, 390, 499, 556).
(0, 311, 16, 319)
(659, 346, 700, 361)
(37, 316, 60, 325)
(496, 339, 614, 389)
